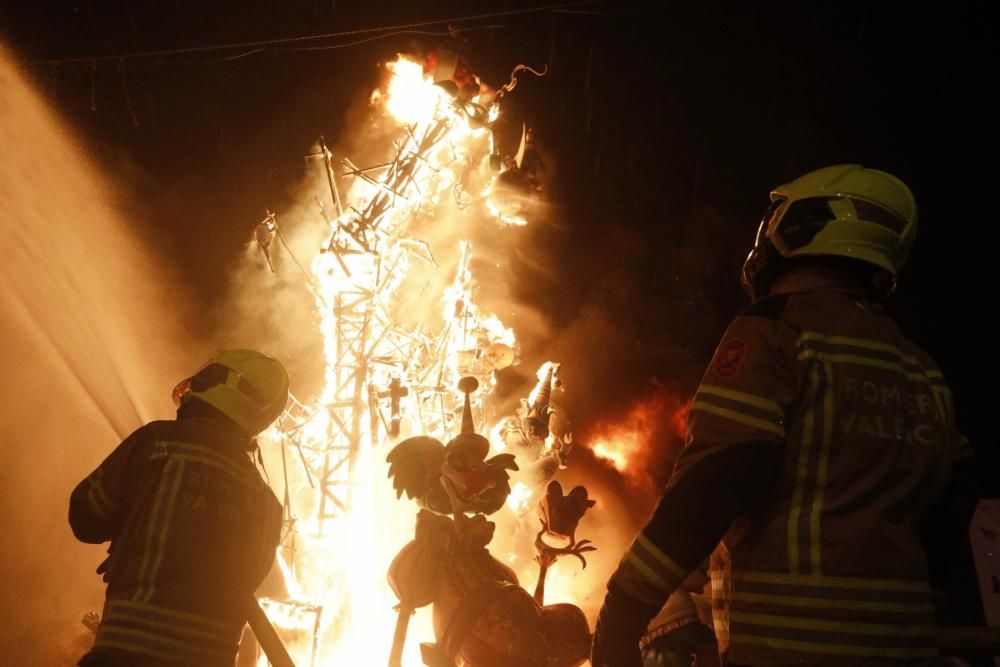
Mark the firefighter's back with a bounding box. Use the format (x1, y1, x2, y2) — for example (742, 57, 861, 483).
(715, 289, 964, 666)
(93, 417, 281, 667)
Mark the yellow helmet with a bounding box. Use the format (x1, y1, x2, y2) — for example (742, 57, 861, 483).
(172, 349, 289, 435)
(742, 164, 917, 300)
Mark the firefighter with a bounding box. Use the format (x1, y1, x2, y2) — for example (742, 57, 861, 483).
(70, 349, 288, 667)
(592, 165, 980, 666)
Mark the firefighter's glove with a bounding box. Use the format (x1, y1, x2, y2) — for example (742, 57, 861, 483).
(96, 555, 111, 582)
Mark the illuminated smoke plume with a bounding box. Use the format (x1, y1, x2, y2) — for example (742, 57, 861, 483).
(0, 46, 197, 666)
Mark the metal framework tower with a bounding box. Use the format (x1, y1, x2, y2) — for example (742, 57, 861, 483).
(257, 94, 512, 665)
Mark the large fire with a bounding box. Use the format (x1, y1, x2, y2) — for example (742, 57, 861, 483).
(249, 55, 575, 665)
(589, 394, 689, 486)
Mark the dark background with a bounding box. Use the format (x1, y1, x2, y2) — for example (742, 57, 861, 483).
(2, 0, 994, 490)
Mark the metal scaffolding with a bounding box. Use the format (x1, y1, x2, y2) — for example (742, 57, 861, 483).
(260, 93, 513, 664)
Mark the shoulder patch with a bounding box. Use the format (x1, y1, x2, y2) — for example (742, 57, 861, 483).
(712, 338, 748, 378)
(742, 294, 789, 321)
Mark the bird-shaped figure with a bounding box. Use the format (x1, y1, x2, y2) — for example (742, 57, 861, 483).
(387, 377, 518, 516)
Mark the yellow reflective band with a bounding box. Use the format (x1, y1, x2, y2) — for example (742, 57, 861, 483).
(165, 441, 239, 464)
(697, 385, 784, 418)
(931, 382, 953, 395)
(134, 458, 175, 602)
(141, 460, 186, 604)
(89, 476, 117, 518)
(797, 350, 929, 382)
(732, 633, 937, 658)
(92, 477, 114, 508)
(97, 639, 196, 664)
(108, 600, 242, 633)
(797, 333, 921, 367)
(787, 363, 820, 574)
(86, 495, 109, 519)
(99, 626, 230, 659)
(169, 454, 260, 489)
(690, 401, 785, 437)
(731, 611, 936, 637)
(726, 571, 931, 592)
(87, 485, 111, 519)
(163, 441, 260, 487)
(808, 361, 834, 573)
(635, 533, 687, 579)
(733, 591, 934, 613)
(104, 610, 231, 643)
(624, 550, 676, 594)
(165, 441, 257, 472)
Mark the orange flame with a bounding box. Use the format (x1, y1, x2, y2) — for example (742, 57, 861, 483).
(589, 393, 689, 484)
(670, 399, 691, 440)
(591, 437, 636, 473)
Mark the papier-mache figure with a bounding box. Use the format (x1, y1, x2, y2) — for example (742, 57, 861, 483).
(385, 377, 590, 667)
(498, 362, 573, 495)
(387, 377, 518, 516)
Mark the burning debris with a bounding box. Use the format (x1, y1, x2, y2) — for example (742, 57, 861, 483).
(497, 362, 573, 507)
(247, 211, 279, 273)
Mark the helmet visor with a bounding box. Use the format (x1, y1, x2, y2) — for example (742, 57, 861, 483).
(173, 362, 270, 409)
(172, 377, 193, 407)
(754, 197, 787, 247)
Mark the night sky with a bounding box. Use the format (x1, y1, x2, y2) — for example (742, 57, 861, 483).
(2, 0, 994, 489)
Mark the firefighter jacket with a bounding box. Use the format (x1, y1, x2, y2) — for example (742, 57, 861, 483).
(70, 415, 282, 666)
(609, 274, 973, 666)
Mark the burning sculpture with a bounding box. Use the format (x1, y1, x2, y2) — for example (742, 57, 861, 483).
(532, 481, 596, 607)
(386, 378, 591, 667)
(233, 50, 593, 666)
(497, 362, 572, 498)
(247, 211, 279, 273)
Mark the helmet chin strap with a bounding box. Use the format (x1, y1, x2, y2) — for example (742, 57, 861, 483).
(742, 241, 786, 302)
